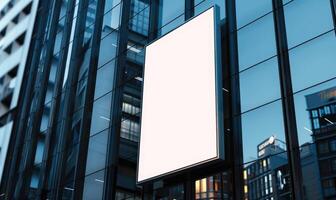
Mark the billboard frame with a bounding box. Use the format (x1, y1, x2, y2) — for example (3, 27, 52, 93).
(137, 5, 224, 184)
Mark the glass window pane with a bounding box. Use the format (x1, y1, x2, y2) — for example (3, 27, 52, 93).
(104, 0, 121, 12)
(284, 0, 334, 48)
(82, 170, 105, 200)
(237, 14, 277, 71)
(289, 32, 336, 92)
(294, 79, 336, 146)
(99, 24, 119, 68)
(85, 130, 108, 175)
(194, 0, 225, 19)
(243, 151, 292, 199)
(158, 0, 185, 35)
(94, 63, 115, 100)
(102, 3, 122, 32)
(293, 80, 336, 199)
(90, 93, 112, 135)
(241, 100, 286, 164)
(129, 0, 150, 36)
(40, 103, 51, 132)
(236, 0, 272, 28)
(240, 57, 281, 112)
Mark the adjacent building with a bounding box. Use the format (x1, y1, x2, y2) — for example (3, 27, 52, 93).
(244, 137, 323, 200)
(306, 86, 336, 199)
(243, 137, 290, 200)
(0, 0, 39, 182)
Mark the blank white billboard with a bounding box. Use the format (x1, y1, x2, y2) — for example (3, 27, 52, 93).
(137, 7, 224, 183)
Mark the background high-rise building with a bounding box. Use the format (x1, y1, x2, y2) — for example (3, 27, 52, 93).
(243, 136, 323, 200)
(0, 0, 336, 199)
(0, 0, 39, 182)
(306, 86, 336, 199)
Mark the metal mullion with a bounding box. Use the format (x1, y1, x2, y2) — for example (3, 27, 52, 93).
(36, 0, 77, 197)
(103, 0, 132, 199)
(331, 0, 336, 35)
(185, 0, 194, 20)
(272, 0, 304, 199)
(148, 0, 159, 40)
(71, 0, 106, 198)
(220, 173, 225, 199)
(51, 0, 93, 199)
(225, 0, 244, 199)
(184, 174, 195, 200)
(137, 1, 159, 196)
(52, 0, 91, 198)
(15, 0, 65, 197)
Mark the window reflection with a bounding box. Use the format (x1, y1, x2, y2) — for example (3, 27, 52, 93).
(240, 100, 291, 200)
(83, 0, 98, 44)
(158, 0, 185, 35)
(104, 0, 121, 14)
(284, 0, 334, 48)
(237, 13, 277, 71)
(294, 80, 336, 199)
(94, 63, 115, 100)
(239, 57, 281, 112)
(98, 30, 118, 68)
(85, 130, 108, 175)
(103, 0, 122, 31)
(194, 0, 225, 19)
(241, 100, 286, 163)
(129, 0, 150, 36)
(90, 93, 112, 136)
(82, 170, 105, 200)
(235, 0, 272, 29)
(243, 152, 292, 200)
(288, 32, 336, 93)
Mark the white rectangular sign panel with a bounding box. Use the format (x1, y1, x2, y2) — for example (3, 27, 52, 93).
(137, 7, 224, 183)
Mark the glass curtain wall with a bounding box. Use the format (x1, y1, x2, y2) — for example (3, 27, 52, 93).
(284, 0, 336, 199)
(235, 0, 292, 199)
(5, 0, 336, 199)
(236, 0, 336, 199)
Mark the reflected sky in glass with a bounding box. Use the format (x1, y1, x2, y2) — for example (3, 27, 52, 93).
(294, 79, 336, 146)
(194, 0, 225, 19)
(242, 100, 286, 163)
(288, 32, 336, 93)
(240, 57, 281, 112)
(236, 0, 272, 28)
(158, 0, 185, 35)
(237, 13, 277, 71)
(238, 0, 336, 164)
(284, 0, 334, 49)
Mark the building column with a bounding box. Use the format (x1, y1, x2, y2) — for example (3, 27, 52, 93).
(272, 0, 304, 199)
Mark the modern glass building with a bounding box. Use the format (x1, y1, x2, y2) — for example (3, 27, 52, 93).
(0, 0, 336, 199)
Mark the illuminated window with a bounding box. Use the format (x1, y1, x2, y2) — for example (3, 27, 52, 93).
(195, 180, 200, 193)
(263, 159, 267, 168)
(201, 178, 207, 193)
(195, 175, 224, 199)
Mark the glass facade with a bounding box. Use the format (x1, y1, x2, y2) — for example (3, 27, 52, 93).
(0, 0, 335, 199)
